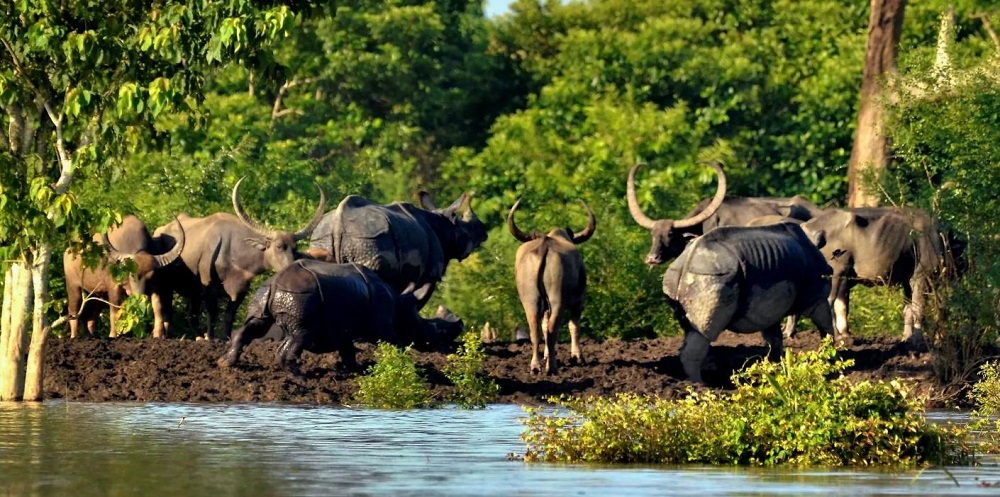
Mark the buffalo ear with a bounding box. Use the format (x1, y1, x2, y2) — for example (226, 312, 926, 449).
(245, 238, 269, 252)
(682, 232, 698, 240)
(418, 191, 436, 210)
(412, 282, 433, 302)
(807, 229, 826, 249)
(832, 248, 848, 260)
(444, 192, 470, 217)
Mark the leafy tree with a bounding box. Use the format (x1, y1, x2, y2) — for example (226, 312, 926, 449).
(0, 0, 295, 400)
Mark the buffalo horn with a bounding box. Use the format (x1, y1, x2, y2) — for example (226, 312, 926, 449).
(626, 163, 657, 229)
(293, 183, 327, 241)
(571, 200, 597, 244)
(101, 232, 119, 254)
(673, 160, 727, 229)
(232, 176, 278, 239)
(506, 198, 536, 243)
(152, 216, 186, 268)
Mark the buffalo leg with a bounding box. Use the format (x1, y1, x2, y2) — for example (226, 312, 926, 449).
(544, 304, 560, 374)
(218, 316, 272, 368)
(150, 288, 173, 339)
(108, 288, 124, 338)
(204, 291, 221, 340)
(567, 305, 584, 366)
(903, 279, 927, 346)
(782, 315, 798, 339)
(519, 286, 545, 374)
(761, 324, 784, 362)
(221, 293, 247, 340)
(832, 285, 851, 341)
(804, 296, 841, 346)
(67, 286, 83, 339)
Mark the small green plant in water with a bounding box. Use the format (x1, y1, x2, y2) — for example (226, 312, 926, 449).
(521, 339, 971, 466)
(444, 331, 499, 408)
(969, 361, 1000, 452)
(352, 342, 431, 409)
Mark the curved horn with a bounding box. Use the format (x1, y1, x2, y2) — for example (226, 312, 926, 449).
(571, 200, 597, 244)
(626, 163, 657, 229)
(673, 160, 727, 229)
(293, 183, 327, 241)
(506, 198, 536, 243)
(152, 216, 185, 268)
(232, 176, 278, 239)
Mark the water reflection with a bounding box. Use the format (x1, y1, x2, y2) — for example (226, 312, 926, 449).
(0, 403, 998, 496)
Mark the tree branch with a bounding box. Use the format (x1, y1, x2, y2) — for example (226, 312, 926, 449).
(972, 13, 1000, 54)
(270, 77, 318, 126)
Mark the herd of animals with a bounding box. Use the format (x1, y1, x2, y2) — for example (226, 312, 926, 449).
(64, 162, 965, 383)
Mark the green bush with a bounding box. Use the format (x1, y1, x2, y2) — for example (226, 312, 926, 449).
(443, 332, 499, 408)
(969, 361, 1000, 452)
(352, 342, 432, 409)
(521, 339, 970, 466)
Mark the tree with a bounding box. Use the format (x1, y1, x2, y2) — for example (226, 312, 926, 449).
(847, 0, 907, 207)
(0, 0, 294, 401)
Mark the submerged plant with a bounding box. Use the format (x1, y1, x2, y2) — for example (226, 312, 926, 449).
(521, 339, 971, 466)
(352, 342, 432, 409)
(444, 331, 499, 408)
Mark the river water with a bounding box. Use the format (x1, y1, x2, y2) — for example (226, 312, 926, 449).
(0, 402, 998, 496)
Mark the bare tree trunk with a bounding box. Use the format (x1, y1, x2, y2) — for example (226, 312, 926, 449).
(0, 262, 33, 401)
(24, 244, 53, 401)
(847, 0, 907, 207)
(934, 6, 956, 88)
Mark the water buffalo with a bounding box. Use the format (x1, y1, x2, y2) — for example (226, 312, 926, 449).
(217, 259, 465, 374)
(151, 178, 326, 339)
(309, 191, 488, 309)
(627, 161, 823, 265)
(662, 223, 836, 382)
(63, 215, 185, 338)
(800, 207, 965, 345)
(507, 198, 596, 374)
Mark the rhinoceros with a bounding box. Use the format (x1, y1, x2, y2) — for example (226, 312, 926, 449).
(217, 259, 464, 374)
(662, 222, 836, 383)
(308, 192, 488, 309)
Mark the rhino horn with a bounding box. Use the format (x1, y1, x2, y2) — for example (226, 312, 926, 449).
(673, 160, 727, 229)
(152, 216, 185, 268)
(571, 199, 597, 244)
(232, 176, 278, 240)
(293, 183, 327, 241)
(626, 163, 658, 229)
(506, 198, 536, 243)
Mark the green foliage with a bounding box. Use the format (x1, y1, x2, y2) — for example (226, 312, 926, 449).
(522, 340, 970, 466)
(969, 361, 1000, 453)
(352, 342, 432, 409)
(886, 69, 1000, 383)
(443, 331, 499, 408)
(846, 286, 907, 339)
(115, 295, 153, 338)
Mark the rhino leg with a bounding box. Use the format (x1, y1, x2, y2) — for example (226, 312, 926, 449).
(680, 331, 711, 384)
(218, 316, 272, 368)
(337, 341, 360, 372)
(761, 324, 783, 362)
(276, 332, 306, 376)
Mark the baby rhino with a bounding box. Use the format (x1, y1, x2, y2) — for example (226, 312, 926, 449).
(218, 259, 463, 374)
(663, 222, 835, 383)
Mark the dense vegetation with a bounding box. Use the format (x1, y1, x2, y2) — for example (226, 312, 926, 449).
(521, 341, 972, 466)
(2, 1, 998, 388)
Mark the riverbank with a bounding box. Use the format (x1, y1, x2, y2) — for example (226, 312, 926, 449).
(42, 332, 949, 406)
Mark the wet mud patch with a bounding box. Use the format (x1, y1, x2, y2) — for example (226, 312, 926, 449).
(43, 331, 945, 406)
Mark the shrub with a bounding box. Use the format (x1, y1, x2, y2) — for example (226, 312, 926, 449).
(521, 339, 970, 466)
(969, 361, 1000, 452)
(443, 331, 499, 408)
(352, 342, 432, 409)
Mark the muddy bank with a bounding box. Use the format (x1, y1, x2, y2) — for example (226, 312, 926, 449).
(42, 332, 949, 406)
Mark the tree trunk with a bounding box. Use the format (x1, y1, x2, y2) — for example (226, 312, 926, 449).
(0, 262, 34, 401)
(24, 244, 53, 401)
(847, 0, 907, 207)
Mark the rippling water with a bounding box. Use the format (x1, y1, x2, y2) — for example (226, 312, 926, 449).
(0, 402, 998, 496)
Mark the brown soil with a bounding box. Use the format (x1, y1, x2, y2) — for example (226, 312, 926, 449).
(42, 332, 954, 407)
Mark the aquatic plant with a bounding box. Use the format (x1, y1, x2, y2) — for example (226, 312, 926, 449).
(352, 342, 432, 409)
(443, 331, 499, 408)
(521, 339, 971, 466)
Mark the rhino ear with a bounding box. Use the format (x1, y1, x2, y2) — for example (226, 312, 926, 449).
(245, 237, 269, 252)
(418, 191, 436, 210)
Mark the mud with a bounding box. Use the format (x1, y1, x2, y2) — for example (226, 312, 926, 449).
(42, 331, 959, 407)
